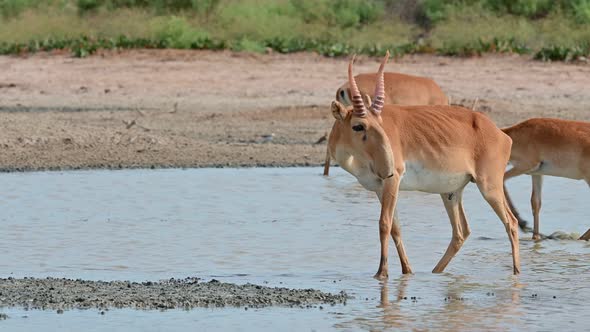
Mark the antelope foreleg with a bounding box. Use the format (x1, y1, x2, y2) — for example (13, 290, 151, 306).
(375, 175, 401, 279)
(323, 146, 331, 176)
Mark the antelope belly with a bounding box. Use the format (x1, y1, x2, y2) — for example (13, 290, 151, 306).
(400, 162, 470, 194)
(528, 160, 584, 180)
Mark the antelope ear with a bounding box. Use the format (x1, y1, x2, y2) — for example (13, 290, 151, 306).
(362, 94, 372, 108)
(336, 87, 351, 105)
(331, 100, 348, 121)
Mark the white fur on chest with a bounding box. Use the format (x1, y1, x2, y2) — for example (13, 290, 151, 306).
(336, 148, 470, 194)
(334, 149, 383, 192)
(355, 167, 383, 192)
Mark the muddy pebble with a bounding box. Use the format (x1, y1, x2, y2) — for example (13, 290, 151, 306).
(0, 277, 349, 311)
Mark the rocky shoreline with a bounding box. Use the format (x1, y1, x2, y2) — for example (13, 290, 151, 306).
(0, 277, 349, 312)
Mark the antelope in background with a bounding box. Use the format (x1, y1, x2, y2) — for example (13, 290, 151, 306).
(335, 71, 449, 106)
(324, 64, 449, 176)
(502, 118, 590, 241)
(327, 52, 520, 279)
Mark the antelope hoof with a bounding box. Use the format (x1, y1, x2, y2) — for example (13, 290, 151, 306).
(373, 270, 389, 280)
(532, 233, 541, 241)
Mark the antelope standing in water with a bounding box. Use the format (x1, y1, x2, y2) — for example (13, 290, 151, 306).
(328, 52, 520, 278)
(502, 118, 590, 240)
(324, 67, 448, 176)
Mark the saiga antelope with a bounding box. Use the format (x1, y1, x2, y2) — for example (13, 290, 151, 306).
(335, 71, 448, 106)
(502, 118, 590, 240)
(328, 52, 520, 278)
(324, 67, 449, 176)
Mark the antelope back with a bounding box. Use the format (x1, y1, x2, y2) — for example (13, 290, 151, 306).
(336, 72, 448, 107)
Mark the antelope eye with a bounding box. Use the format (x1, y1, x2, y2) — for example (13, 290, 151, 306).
(352, 124, 365, 132)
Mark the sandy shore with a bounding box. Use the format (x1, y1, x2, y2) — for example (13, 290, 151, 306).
(1, 50, 589, 171)
(0, 277, 349, 312)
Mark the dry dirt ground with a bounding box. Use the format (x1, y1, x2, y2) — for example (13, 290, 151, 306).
(1, 49, 589, 171)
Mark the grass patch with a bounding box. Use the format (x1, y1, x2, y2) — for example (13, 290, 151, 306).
(0, 0, 588, 61)
(535, 45, 590, 61)
(437, 37, 530, 56)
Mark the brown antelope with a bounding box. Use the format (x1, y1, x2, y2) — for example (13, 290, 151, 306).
(324, 68, 449, 176)
(502, 118, 590, 240)
(328, 52, 520, 279)
(335, 72, 449, 106)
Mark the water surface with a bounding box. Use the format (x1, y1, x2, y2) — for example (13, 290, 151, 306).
(0, 168, 588, 331)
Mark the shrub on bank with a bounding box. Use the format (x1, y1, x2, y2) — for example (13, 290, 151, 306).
(0, 0, 589, 61)
(3, 33, 587, 62)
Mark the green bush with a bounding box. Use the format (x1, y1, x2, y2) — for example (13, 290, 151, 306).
(570, 0, 590, 23)
(420, 0, 450, 23)
(290, 0, 383, 28)
(75, 0, 221, 15)
(231, 38, 266, 53)
(1, 0, 589, 62)
(485, 0, 554, 18)
(0, 0, 43, 17)
(152, 16, 208, 48)
(437, 37, 531, 56)
(535, 44, 589, 61)
(413, 0, 579, 23)
(0, 32, 586, 62)
(76, 0, 102, 13)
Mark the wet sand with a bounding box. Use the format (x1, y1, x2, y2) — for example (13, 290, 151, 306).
(1, 50, 589, 172)
(0, 277, 348, 311)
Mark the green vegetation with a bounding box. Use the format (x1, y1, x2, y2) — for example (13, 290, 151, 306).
(0, 0, 588, 61)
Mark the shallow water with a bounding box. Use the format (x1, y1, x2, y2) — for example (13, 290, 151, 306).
(0, 167, 589, 331)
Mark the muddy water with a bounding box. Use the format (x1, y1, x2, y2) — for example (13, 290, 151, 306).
(0, 168, 588, 331)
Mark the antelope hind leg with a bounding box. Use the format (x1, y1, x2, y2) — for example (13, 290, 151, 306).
(433, 189, 470, 273)
(477, 178, 521, 274)
(531, 175, 543, 240)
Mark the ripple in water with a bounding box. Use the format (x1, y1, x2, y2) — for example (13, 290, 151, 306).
(0, 167, 588, 331)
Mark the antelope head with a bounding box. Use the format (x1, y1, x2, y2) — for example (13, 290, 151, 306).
(329, 52, 395, 181)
